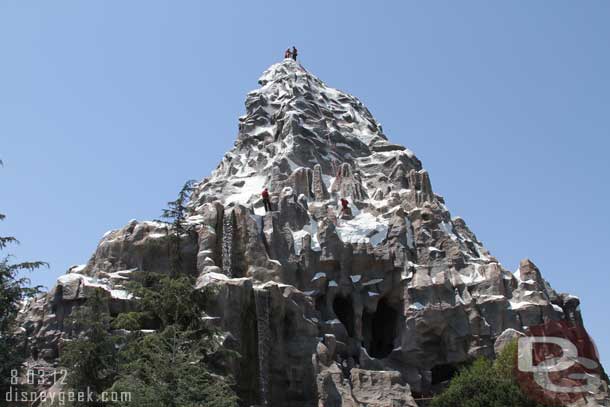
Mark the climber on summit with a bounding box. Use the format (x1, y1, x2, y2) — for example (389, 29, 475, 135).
(284, 48, 292, 59)
(262, 188, 271, 212)
(292, 46, 298, 61)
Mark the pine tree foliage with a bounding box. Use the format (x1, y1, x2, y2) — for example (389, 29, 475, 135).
(61, 271, 237, 406)
(108, 274, 238, 407)
(0, 160, 47, 398)
(57, 177, 237, 406)
(60, 290, 119, 407)
(161, 180, 196, 227)
(108, 326, 238, 407)
(158, 180, 196, 276)
(118, 273, 213, 334)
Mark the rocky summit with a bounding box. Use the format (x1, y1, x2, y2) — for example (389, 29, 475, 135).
(17, 59, 601, 406)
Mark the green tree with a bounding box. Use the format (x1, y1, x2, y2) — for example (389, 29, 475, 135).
(430, 341, 548, 407)
(108, 326, 238, 407)
(108, 275, 238, 407)
(60, 289, 119, 406)
(62, 179, 238, 407)
(120, 273, 211, 332)
(159, 180, 196, 276)
(0, 160, 47, 400)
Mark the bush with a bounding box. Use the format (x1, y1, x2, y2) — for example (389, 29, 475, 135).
(430, 341, 548, 407)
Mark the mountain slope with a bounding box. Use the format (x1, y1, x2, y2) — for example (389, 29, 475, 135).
(18, 59, 603, 407)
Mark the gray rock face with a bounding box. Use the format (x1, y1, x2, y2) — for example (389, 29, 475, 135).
(17, 59, 603, 406)
(493, 328, 524, 355)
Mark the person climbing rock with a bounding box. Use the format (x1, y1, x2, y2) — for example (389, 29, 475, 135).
(262, 188, 271, 212)
(284, 48, 292, 59)
(292, 46, 298, 61)
(338, 198, 354, 220)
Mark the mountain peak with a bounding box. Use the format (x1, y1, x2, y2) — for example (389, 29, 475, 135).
(257, 58, 312, 86)
(251, 58, 388, 147)
(191, 60, 421, 212)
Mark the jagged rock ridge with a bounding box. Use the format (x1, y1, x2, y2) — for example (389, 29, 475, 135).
(17, 59, 599, 407)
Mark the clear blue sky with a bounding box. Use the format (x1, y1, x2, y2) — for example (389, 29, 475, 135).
(1, 1, 609, 367)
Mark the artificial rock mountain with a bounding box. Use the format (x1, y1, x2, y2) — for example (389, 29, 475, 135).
(17, 59, 600, 406)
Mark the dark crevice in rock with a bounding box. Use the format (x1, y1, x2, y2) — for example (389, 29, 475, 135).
(235, 289, 261, 406)
(254, 288, 271, 406)
(333, 295, 355, 338)
(363, 298, 399, 358)
(431, 363, 459, 385)
(50, 286, 62, 315)
(315, 295, 326, 316)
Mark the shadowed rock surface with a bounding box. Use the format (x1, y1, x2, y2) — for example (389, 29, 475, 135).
(17, 59, 604, 406)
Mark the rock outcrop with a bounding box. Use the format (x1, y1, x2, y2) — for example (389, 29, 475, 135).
(17, 59, 602, 406)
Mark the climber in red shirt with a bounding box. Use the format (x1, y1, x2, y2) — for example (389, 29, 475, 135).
(284, 48, 292, 59)
(292, 46, 298, 61)
(339, 198, 349, 216)
(262, 188, 271, 212)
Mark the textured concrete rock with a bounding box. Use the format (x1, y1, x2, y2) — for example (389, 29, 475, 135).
(331, 163, 368, 201)
(82, 220, 198, 277)
(312, 164, 330, 201)
(494, 328, 524, 355)
(17, 58, 604, 406)
(350, 369, 418, 407)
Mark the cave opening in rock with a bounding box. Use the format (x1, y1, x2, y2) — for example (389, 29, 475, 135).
(51, 286, 63, 314)
(431, 364, 459, 385)
(364, 298, 398, 358)
(333, 295, 355, 337)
